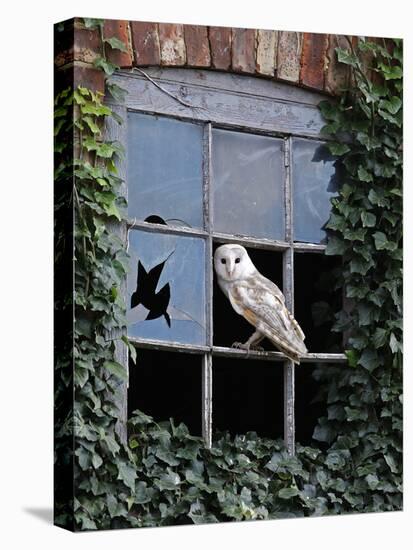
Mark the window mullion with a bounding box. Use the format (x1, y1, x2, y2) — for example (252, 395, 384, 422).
(202, 122, 213, 448)
(283, 136, 295, 456)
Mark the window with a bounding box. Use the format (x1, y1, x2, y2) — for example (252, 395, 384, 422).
(106, 68, 347, 454)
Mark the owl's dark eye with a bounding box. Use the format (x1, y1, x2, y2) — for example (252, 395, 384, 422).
(221, 258, 226, 264)
(235, 258, 241, 264)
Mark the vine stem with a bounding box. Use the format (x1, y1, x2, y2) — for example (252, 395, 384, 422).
(130, 67, 204, 111)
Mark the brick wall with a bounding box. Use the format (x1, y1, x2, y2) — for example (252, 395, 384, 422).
(55, 18, 362, 96)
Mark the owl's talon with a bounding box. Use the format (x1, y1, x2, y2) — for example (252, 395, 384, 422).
(231, 342, 249, 351)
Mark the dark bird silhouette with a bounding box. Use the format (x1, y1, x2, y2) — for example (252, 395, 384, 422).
(130, 251, 174, 327)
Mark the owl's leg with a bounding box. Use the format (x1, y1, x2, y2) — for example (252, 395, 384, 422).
(232, 330, 265, 352)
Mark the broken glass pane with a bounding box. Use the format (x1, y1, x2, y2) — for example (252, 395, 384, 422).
(212, 129, 285, 240)
(292, 138, 339, 243)
(127, 112, 204, 229)
(127, 229, 206, 345)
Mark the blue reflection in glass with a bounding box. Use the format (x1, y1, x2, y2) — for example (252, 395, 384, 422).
(292, 138, 339, 243)
(127, 230, 206, 345)
(127, 112, 204, 229)
(212, 129, 285, 240)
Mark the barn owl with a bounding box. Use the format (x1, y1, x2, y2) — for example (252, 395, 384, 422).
(214, 244, 307, 364)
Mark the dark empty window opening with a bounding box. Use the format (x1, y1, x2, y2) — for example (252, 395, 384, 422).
(295, 363, 329, 445)
(294, 253, 342, 353)
(213, 357, 284, 439)
(128, 349, 202, 437)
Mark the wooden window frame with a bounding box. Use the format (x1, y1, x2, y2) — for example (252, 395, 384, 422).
(105, 67, 347, 455)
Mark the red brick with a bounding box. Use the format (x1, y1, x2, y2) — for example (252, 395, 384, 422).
(300, 33, 328, 90)
(130, 21, 160, 66)
(103, 19, 132, 68)
(232, 28, 256, 74)
(74, 64, 105, 94)
(325, 34, 350, 95)
(184, 25, 211, 67)
(73, 22, 101, 64)
(209, 26, 232, 70)
(158, 23, 186, 66)
(277, 31, 303, 83)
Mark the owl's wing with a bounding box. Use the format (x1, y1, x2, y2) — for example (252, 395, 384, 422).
(228, 275, 307, 363)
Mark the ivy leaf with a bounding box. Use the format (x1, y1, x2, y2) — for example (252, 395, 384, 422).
(327, 142, 351, 156)
(278, 487, 300, 499)
(357, 166, 373, 182)
(83, 18, 103, 29)
(103, 360, 128, 381)
(94, 56, 118, 76)
(345, 349, 358, 368)
(389, 333, 403, 354)
(117, 460, 137, 491)
(360, 211, 376, 227)
(336, 48, 358, 67)
(358, 349, 379, 372)
(373, 231, 397, 251)
(325, 235, 346, 256)
(122, 335, 137, 363)
(104, 36, 129, 53)
(379, 96, 402, 114)
(371, 328, 387, 349)
(107, 81, 128, 103)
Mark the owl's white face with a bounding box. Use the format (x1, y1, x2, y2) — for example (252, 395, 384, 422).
(214, 244, 257, 282)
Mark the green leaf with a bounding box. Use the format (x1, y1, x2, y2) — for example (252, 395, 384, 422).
(83, 18, 103, 29)
(357, 166, 373, 182)
(326, 235, 346, 256)
(122, 335, 137, 363)
(94, 56, 118, 76)
(107, 81, 128, 103)
(156, 470, 181, 490)
(336, 47, 358, 67)
(358, 349, 379, 372)
(117, 460, 137, 491)
(327, 142, 351, 156)
(103, 360, 128, 381)
(104, 36, 129, 52)
(360, 211, 376, 227)
(379, 96, 402, 114)
(372, 328, 387, 349)
(366, 474, 380, 490)
(389, 333, 403, 354)
(384, 453, 398, 473)
(345, 349, 358, 368)
(373, 231, 397, 251)
(278, 487, 299, 499)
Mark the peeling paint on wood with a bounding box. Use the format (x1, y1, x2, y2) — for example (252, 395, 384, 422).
(158, 23, 186, 66)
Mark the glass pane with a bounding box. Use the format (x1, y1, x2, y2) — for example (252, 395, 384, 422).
(292, 138, 339, 243)
(212, 129, 285, 240)
(127, 229, 206, 345)
(127, 112, 204, 229)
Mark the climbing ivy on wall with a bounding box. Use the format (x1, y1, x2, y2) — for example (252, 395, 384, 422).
(54, 23, 402, 530)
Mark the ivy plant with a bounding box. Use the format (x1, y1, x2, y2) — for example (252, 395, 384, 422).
(54, 25, 402, 530)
